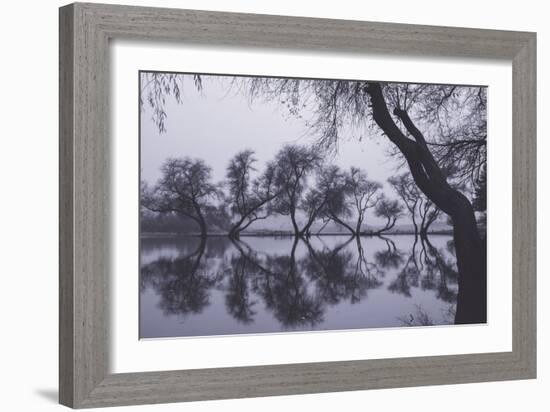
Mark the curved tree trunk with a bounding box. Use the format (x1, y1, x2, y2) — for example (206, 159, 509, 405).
(419, 216, 429, 240)
(369, 216, 397, 236)
(193, 202, 208, 239)
(420, 215, 435, 240)
(228, 214, 247, 239)
(329, 213, 357, 237)
(228, 215, 255, 240)
(228, 226, 241, 240)
(289, 205, 301, 237)
(228, 192, 280, 240)
(419, 228, 428, 240)
(299, 200, 327, 238)
(366, 82, 486, 324)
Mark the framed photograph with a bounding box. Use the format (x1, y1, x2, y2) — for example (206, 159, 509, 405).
(59, 2, 536, 408)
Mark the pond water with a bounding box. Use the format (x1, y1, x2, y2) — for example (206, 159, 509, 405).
(139, 234, 459, 338)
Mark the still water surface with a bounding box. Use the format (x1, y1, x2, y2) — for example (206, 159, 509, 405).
(140, 235, 458, 338)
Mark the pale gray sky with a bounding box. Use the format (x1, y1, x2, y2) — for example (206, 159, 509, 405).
(140, 74, 399, 187)
(139, 73, 415, 228)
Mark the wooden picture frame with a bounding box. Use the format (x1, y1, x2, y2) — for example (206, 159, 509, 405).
(59, 2, 536, 408)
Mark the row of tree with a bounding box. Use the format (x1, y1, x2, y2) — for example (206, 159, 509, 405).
(141, 144, 451, 240)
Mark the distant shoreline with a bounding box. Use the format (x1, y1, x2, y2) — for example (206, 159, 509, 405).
(140, 230, 454, 238)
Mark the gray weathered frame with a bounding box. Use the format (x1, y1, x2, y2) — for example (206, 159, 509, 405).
(59, 2, 536, 408)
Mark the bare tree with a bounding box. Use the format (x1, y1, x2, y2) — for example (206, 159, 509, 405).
(388, 173, 420, 236)
(370, 198, 403, 235)
(318, 166, 382, 237)
(302, 165, 350, 237)
(142, 158, 219, 238)
(345, 167, 382, 236)
(271, 144, 322, 237)
(382, 83, 487, 188)
(366, 83, 485, 323)
(316, 167, 354, 235)
(300, 189, 326, 238)
(225, 150, 279, 239)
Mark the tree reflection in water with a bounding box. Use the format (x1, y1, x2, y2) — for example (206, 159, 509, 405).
(234, 238, 324, 329)
(140, 237, 223, 318)
(375, 237, 404, 269)
(140, 234, 460, 337)
(303, 237, 383, 305)
(389, 236, 459, 326)
(223, 249, 258, 324)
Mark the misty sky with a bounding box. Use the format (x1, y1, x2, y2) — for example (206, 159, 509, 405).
(140, 74, 400, 186)
(139, 73, 425, 228)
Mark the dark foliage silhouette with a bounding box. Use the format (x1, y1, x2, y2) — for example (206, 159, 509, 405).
(140, 237, 221, 318)
(142, 158, 220, 238)
(225, 150, 280, 239)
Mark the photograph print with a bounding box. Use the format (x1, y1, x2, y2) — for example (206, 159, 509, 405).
(139, 71, 487, 339)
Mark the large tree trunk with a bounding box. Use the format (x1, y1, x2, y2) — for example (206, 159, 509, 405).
(228, 226, 241, 240)
(450, 194, 487, 323)
(366, 82, 486, 324)
(228, 214, 247, 239)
